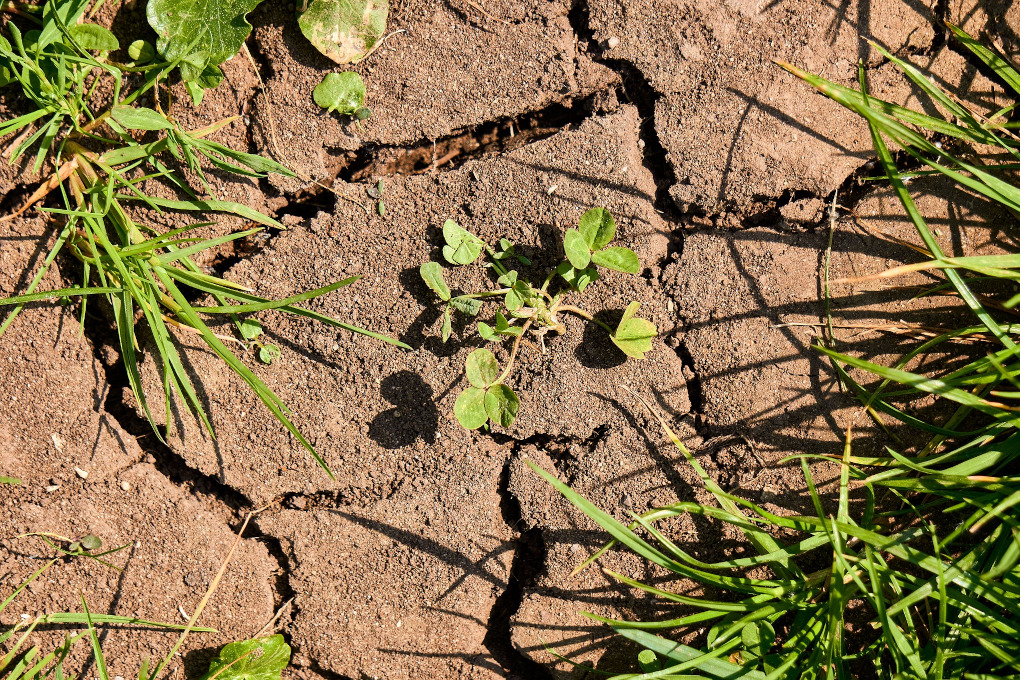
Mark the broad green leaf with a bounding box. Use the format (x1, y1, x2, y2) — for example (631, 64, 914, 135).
(454, 387, 487, 429)
(449, 296, 482, 316)
(239, 318, 263, 341)
(419, 262, 451, 301)
(312, 71, 366, 115)
(563, 228, 591, 269)
(505, 286, 524, 312)
(258, 344, 281, 364)
(495, 311, 522, 337)
(440, 307, 452, 342)
(441, 220, 484, 265)
(128, 39, 156, 62)
(297, 0, 388, 64)
(199, 635, 290, 680)
(79, 535, 102, 551)
(611, 301, 656, 359)
(637, 649, 660, 673)
(578, 207, 616, 250)
(591, 246, 639, 274)
(110, 106, 171, 131)
(496, 270, 518, 286)
(465, 348, 499, 388)
(68, 24, 119, 51)
(477, 322, 498, 342)
(147, 0, 262, 70)
(484, 384, 519, 428)
(557, 262, 598, 292)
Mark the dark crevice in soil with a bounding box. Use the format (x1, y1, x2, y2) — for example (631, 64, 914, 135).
(76, 306, 303, 621)
(567, 1, 682, 226)
(84, 314, 252, 514)
(273, 88, 614, 221)
(672, 340, 706, 428)
(483, 453, 552, 680)
(930, 0, 950, 55)
(248, 518, 300, 620)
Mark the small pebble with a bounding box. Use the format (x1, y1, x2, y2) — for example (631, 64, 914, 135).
(120, 480, 131, 491)
(74, 467, 89, 479)
(606, 36, 620, 49)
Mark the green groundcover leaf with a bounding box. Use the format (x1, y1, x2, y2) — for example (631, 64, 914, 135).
(419, 262, 451, 301)
(579, 207, 616, 251)
(455, 386, 487, 429)
(442, 219, 484, 265)
(484, 384, 519, 428)
(557, 262, 598, 292)
(591, 246, 639, 274)
(611, 301, 656, 359)
(563, 227, 591, 269)
(200, 635, 290, 680)
(68, 24, 119, 51)
(298, 0, 388, 64)
(313, 71, 366, 114)
(148, 0, 263, 73)
(465, 348, 499, 388)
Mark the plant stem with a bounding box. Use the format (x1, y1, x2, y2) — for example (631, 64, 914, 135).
(494, 317, 533, 385)
(555, 304, 614, 334)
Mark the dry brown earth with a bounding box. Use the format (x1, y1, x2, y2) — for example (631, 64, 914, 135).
(3, 1, 1019, 679)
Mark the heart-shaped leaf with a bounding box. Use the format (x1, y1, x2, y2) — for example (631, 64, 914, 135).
(128, 39, 155, 62)
(200, 635, 290, 680)
(465, 348, 500, 387)
(312, 71, 366, 115)
(563, 227, 591, 269)
(258, 344, 281, 364)
(449, 296, 482, 316)
(591, 246, 640, 274)
(147, 0, 262, 72)
(484, 384, 519, 428)
(239, 318, 263, 341)
(556, 262, 599, 292)
(419, 262, 450, 301)
(297, 0, 388, 65)
(454, 387, 487, 429)
(611, 301, 656, 359)
(442, 220, 484, 265)
(637, 650, 660, 673)
(578, 207, 615, 250)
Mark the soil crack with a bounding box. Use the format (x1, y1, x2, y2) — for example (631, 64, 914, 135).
(483, 450, 552, 680)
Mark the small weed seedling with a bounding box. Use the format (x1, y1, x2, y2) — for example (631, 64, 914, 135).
(419, 208, 657, 430)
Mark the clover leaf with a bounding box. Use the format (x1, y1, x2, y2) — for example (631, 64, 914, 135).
(454, 349, 519, 429)
(611, 301, 657, 359)
(442, 220, 484, 265)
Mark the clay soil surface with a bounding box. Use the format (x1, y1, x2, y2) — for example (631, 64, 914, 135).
(2, 1, 1018, 679)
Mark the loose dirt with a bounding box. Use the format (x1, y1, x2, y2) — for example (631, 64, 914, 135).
(2, 1, 1017, 679)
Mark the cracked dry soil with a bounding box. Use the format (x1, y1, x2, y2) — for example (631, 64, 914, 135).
(3, 0, 1020, 679)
